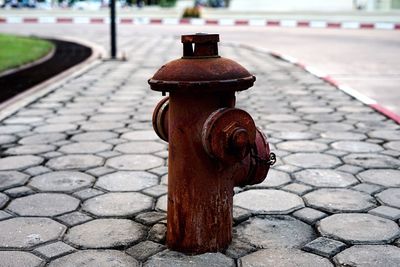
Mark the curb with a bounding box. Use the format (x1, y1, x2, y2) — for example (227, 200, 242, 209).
(278, 51, 400, 124)
(0, 36, 106, 122)
(238, 44, 400, 125)
(1, 16, 400, 30)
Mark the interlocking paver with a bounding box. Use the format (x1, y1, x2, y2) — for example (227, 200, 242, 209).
(234, 216, 315, 249)
(65, 219, 146, 248)
(0, 251, 44, 267)
(96, 171, 158, 191)
(7, 193, 80, 216)
(234, 189, 304, 214)
(294, 169, 358, 187)
(29, 171, 95, 192)
(333, 245, 400, 266)
(49, 250, 139, 267)
(304, 188, 376, 213)
(238, 248, 333, 267)
(318, 213, 399, 244)
(0, 217, 66, 249)
(0, 35, 399, 265)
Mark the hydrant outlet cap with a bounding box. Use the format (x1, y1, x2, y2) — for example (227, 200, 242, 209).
(148, 33, 256, 93)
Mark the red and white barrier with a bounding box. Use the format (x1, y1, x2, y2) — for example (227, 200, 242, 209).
(0, 16, 399, 30)
(267, 50, 400, 124)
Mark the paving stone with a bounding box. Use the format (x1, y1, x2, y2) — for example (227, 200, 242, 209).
(0, 251, 44, 267)
(294, 169, 358, 187)
(127, 241, 165, 261)
(333, 245, 400, 266)
(281, 183, 312, 195)
(56, 211, 93, 227)
(4, 186, 35, 198)
(0, 192, 9, 209)
(320, 131, 366, 140)
(0, 217, 66, 249)
(24, 166, 51, 176)
(277, 141, 328, 152)
(234, 189, 304, 214)
(80, 122, 125, 131)
(42, 151, 63, 159)
(18, 133, 66, 145)
(324, 149, 349, 157)
(96, 171, 158, 191)
(73, 188, 104, 200)
(304, 188, 376, 213)
(8, 193, 80, 216)
(234, 216, 315, 249)
(121, 130, 159, 141)
(136, 212, 166, 225)
(46, 155, 104, 170)
(267, 122, 308, 132)
(238, 248, 333, 267)
(29, 171, 95, 192)
(264, 114, 300, 122)
(106, 155, 164, 171)
(90, 114, 130, 122)
(283, 153, 341, 168)
(115, 141, 166, 154)
(34, 123, 77, 133)
(59, 142, 113, 154)
(5, 144, 55, 155)
(142, 185, 168, 197)
(357, 169, 400, 187)
(48, 250, 139, 267)
(71, 131, 118, 141)
(0, 134, 17, 145)
(0, 210, 12, 221)
(343, 153, 400, 168)
(144, 250, 235, 267)
(302, 237, 347, 258)
(65, 219, 146, 248)
(0, 171, 29, 190)
(352, 183, 382, 195)
(376, 188, 400, 208)
(0, 155, 44, 171)
(96, 150, 121, 158)
(105, 138, 127, 145)
(149, 166, 168, 176)
(225, 238, 256, 259)
(368, 130, 400, 140)
(0, 125, 31, 134)
(331, 141, 383, 153)
(368, 206, 400, 220)
(156, 195, 167, 212)
(249, 169, 291, 188)
(384, 141, 400, 151)
(335, 164, 364, 174)
(292, 207, 327, 225)
(318, 213, 399, 244)
(311, 122, 354, 132)
(271, 131, 317, 140)
(148, 223, 167, 243)
(47, 115, 86, 123)
(83, 192, 153, 217)
(34, 241, 76, 260)
(85, 166, 115, 177)
(233, 206, 252, 223)
(275, 164, 302, 173)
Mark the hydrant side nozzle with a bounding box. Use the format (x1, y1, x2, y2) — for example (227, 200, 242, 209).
(152, 97, 169, 142)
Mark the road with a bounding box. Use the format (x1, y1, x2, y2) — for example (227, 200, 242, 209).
(1, 23, 399, 114)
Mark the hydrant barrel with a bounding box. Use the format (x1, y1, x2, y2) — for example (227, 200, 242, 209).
(149, 33, 274, 254)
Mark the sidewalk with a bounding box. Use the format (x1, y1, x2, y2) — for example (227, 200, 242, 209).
(0, 35, 399, 266)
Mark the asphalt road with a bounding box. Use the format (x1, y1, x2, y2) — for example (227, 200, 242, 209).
(1, 23, 399, 114)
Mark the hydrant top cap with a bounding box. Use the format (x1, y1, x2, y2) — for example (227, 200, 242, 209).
(148, 33, 256, 93)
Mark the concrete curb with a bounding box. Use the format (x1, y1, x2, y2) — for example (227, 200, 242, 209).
(238, 44, 400, 125)
(1, 16, 399, 30)
(0, 36, 107, 122)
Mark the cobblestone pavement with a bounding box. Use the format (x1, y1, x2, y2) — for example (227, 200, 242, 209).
(0, 35, 400, 266)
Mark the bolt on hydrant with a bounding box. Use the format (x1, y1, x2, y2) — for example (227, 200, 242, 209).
(149, 33, 275, 254)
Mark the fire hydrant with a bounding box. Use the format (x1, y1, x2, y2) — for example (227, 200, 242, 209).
(149, 33, 275, 254)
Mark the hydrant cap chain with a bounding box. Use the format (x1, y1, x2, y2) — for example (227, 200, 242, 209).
(148, 33, 256, 93)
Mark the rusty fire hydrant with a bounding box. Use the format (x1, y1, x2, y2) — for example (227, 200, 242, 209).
(149, 33, 275, 254)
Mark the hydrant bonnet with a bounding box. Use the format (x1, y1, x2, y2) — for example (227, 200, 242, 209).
(148, 33, 256, 93)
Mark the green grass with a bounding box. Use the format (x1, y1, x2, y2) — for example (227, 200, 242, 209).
(0, 34, 54, 73)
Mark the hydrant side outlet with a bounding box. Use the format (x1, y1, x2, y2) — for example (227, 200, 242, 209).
(149, 33, 274, 254)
